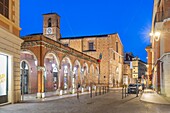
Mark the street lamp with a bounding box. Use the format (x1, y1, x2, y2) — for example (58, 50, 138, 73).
(150, 31, 161, 42)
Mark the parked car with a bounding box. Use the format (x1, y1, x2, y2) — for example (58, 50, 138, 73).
(128, 84, 142, 94)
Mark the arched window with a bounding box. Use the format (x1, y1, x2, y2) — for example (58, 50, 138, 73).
(48, 18, 52, 27)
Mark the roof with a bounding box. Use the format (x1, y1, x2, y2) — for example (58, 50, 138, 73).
(43, 12, 60, 17)
(61, 33, 117, 39)
(21, 33, 43, 38)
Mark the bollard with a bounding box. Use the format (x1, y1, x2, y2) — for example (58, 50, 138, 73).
(99, 87, 101, 95)
(136, 80, 138, 97)
(103, 86, 104, 94)
(125, 85, 126, 98)
(136, 87, 138, 97)
(122, 85, 124, 99)
(108, 86, 109, 92)
(95, 86, 97, 96)
(77, 88, 79, 99)
(90, 86, 92, 98)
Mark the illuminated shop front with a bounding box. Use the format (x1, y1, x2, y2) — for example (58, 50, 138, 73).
(0, 54, 8, 104)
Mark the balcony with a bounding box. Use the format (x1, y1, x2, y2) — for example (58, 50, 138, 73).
(155, 9, 170, 22)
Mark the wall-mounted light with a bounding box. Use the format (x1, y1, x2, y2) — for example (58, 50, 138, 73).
(150, 31, 161, 41)
(52, 63, 55, 68)
(35, 60, 37, 66)
(146, 64, 149, 68)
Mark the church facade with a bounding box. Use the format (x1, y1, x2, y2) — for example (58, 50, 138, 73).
(61, 33, 124, 87)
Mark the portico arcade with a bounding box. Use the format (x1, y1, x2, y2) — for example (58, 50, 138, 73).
(20, 35, 99, 98)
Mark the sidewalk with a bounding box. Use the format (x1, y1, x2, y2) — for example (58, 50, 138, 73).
(22, 91, 91, 103)
(140, 89, 170, 105)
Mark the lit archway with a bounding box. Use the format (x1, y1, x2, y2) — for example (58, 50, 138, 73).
(73, 60, 81, 93)
(20, 50, 38, 94)
(116, 67, 119, 87)
(44, 52, 60, 92)
(82, 62, 89, 87)
(61, 57, 72, 94)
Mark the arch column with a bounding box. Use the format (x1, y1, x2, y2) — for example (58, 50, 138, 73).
(37, 66, 45, 98)
(56, 68, 61, 95)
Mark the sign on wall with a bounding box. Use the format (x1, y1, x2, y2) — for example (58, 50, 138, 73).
(0, 55, 7, 96)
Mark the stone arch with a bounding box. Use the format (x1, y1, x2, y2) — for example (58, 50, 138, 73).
(82, 62, 89, 74)
(90, 64, 95, 76)
(115, 67, 119, 87)
(44, 51, 60, 69)
(95, 66, 99, 76)
(60, 56, 73, 93)
(82, 62, 89, 86)
(20, 50, 38, 94)
(61, 56, 72, 70)
(21, 49, 38, 65)
(44, 51, 60, 92)
(72, 60, 82, 93)
(20, 60, 30, 94)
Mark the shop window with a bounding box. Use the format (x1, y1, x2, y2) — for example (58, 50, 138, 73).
(89, 42, 94, 50)
(0, 0, 9, 19)
(0, 54, 8, 104)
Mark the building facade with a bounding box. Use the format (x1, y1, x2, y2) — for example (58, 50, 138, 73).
(20, 13, 99, 99)
(131, 57, 147, 84)
(123, 52, 134, 85)
(146, 0, 170, 96)
(61, 34, 124, 87)
(0, 0, 23, 104)
(123, 53, 147, 85)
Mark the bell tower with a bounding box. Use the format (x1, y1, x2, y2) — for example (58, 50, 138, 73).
(43, 13, 60, 41)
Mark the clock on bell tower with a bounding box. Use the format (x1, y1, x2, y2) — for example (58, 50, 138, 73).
(43, 13, 61, 41)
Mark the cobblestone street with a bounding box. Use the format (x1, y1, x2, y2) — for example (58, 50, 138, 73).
(0, 89, 170, 113)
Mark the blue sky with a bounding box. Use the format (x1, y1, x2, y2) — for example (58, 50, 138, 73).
(20, 0, 153, 62)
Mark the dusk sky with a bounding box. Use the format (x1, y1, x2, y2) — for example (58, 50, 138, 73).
(20, 0, 153, 62)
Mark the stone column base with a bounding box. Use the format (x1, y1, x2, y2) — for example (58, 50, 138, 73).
(37, 92, 45, 98)
(42, 93, 45, 98)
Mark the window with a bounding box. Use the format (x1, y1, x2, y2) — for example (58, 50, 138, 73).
(63, 44, 69, 47)
(113, 52, 115, 60)
(56, 19, 59, 28)
(0, 0, 9, 18)
(89, 42, 94, 50)
(48, 18, 52, 27)
(116, 42, 118, 53)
